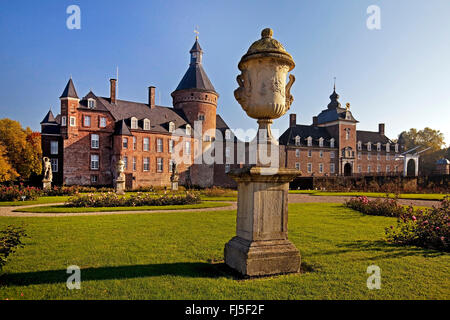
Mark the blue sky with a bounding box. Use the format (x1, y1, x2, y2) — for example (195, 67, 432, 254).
(0, 0, 449, 145)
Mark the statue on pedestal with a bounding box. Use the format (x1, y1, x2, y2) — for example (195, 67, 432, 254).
(42, 157, 52, 190)
(115, 159, 126, 195)
(170, 162, 179, 191)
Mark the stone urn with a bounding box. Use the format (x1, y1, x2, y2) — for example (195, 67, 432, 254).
(234, 28, 295, 141)
(224, 28, 301, 277)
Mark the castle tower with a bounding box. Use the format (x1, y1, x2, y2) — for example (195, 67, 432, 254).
(172, 38, 219, 187)
(59, 78, 80, 139)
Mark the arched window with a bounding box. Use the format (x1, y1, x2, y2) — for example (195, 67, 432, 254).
(130, 117, 138, 129)
(357, 141, 362, 150)
(143, 119, 150, 131)
(386, 143, 390, 152)
(307, 137, 312, 147)
(168, 122, 175, 133)
(295, 136, 301, 146)
(377, 142, 381, 151)
(395, 143, 399, 153)
(319, 137, 324, 147)
(330, 138, 335, 148)
(367, 142, 372, 151)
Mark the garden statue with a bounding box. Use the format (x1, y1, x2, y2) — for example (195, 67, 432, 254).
(224, 28, 301, 277)
(42, 157, 52, 190)
(170, 162, 179, 191)
(115, 159, 126, 195)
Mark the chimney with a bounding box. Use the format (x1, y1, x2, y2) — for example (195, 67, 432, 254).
(379, 123, 385, 135)
(289, 114, 296, 127)
(313, 116, 318, 126)
(148, 86, 155, 109)
(110, 79, 117, 104)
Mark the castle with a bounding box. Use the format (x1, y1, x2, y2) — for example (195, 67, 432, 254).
(40, 38, 405, 188)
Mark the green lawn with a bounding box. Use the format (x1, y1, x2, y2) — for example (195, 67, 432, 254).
(13, 202, 231, 213)
(0, 196, 70, 207)
(0, 203, 448, 299)
(288, 190, 448, 200)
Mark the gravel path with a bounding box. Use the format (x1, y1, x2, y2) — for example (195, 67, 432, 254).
(0, 194, 441, 218)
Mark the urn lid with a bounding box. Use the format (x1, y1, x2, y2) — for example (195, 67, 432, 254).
(238, 28, 295, 71)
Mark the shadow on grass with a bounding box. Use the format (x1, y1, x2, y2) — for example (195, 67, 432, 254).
(0, 262, 229, 287)
(313, 240, 445, 260)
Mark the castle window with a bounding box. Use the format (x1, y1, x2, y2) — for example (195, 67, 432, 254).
(225, 164, 231, 173)
(122, 138, 128, 149)
(307, 137, 312, 147)
(295, 162, 300, 170)
(133, 157, 137, 171)
(330, 163, 335, 174)
(61, 116, 67, 127)
(123, 156, 128, 170)
(198, 114, 205, 121)
(157, 138, 163, 152)
(99, 117, 107, 128)
(169, 159, 174, 173)
(186, 125, 191, 136)
(90, 154, 99, 170)
(330, 151, 335, 159)
(51, 159, 58, 173)
(319, 163, 323, 173)
(225, 130, 231, 140)
(319, 150, 323, 158)
(131, 117, 138, 129)
(330, 138, 335, 148)
(156, 158, 163, 173)
(377, 153, 380, 161)
(367, 142, 371, 151)
(357, 152, 361, 160)
(308, 150, 312, 157)
(345, 129, 350, 140)
(295, 149, 300, 158)
(185, 141, 191, 155)
(367, 165, 371, 173)
(169, 139, 174, 153)
(88, 99, 95, 109)
(358, 165, 362, 173)
(50, 141, 58, 155)
(295, 136, 301, 146)
(319, 138, 324, 147)
(83, 115, 91, 127)
(386, 154, 390, 161)
(386, 143, 390, 153)
(169, 122, 175, 133)
(395, 144, 399, 153)
(91, 175, 98, 183)
(377, 165, 381, 173)
(357, 141, 362, 150)
(367, 153, 371, 160)
(307, 163, 312, 173)
(143, 157, 149, 171)
(91, 134, 99, 149)
(143, 119, 150, 131)
(377, 143, 381, 151)
(69, 116, 76, 127)
(133, 136, 137, 150)
(143, 138, 149, 151)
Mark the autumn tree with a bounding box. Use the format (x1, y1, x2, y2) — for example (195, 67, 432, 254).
(0, 142, 18, 182)
(399, 127, 447, 175)
(0, 119, 42, 181)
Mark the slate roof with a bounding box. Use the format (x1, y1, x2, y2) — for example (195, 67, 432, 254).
(114, 119, 132, 136)
(356, 130, 392, 145)
(60, 78, 79, 99)
(279, 125, 334, 147)
(40, 110, 56, 124)
(316, 107, 357, 124)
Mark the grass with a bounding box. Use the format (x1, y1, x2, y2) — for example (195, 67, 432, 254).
(0, 203, 448, 299)
(13, 202, 232, 213)
(288, 191, 448, 200)
(0, 196, 70, 207)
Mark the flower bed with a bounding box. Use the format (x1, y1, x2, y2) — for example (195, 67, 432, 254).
(0, 185, 42, 201)
(65, 192, 201, 208)
(385, 198, 449, 251)
(344, 196, 405, 217)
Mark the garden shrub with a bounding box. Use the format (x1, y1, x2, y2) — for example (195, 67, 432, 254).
(385, 197, 449, 251)
(0, 225, 28, 271)
(0, 184, 42, 201)
(66, 192, 201, 208)
(201, 187, 236, 197)
(344, 196, 405, 217)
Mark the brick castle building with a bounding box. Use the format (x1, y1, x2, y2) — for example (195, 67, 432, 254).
(41, 38, 404, 188)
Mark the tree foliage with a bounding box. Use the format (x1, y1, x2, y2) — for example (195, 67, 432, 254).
(0, 119, 42, 181)
(0, 143, 18, 182)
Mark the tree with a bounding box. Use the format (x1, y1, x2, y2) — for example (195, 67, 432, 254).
(399, 128, 447, 175)
(0, 119, 42, 181)
(0, 142, 18, 182)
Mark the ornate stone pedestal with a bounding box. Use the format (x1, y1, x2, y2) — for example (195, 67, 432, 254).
(42, 179, 52, 191)
(224, 166, 301, 277)
(171, 182, 178, 191)
(115, 177, 125, 195)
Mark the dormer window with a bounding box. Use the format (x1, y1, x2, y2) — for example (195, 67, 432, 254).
(395, 143, 399, 153)
(367, 142, 371, 151)
(168, 122, 175, 133)
(186, 124, 191, 136)
(386, 143, 390, 153)
(307, 137, 312, 147)
(295, 136, 301, 146)
(345, 112, 351, 120)
(319, 137, 324, 147)
(88, 99, 95, 109)
(377, 143, 381, 151)
(131, 117, 138, 129)
(143, 119, 150, 131)
(330, 138, 335, 148)
(357, 141, 362, 150)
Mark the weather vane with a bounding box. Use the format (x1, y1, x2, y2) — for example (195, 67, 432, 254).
(194, 26, 199, 40)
